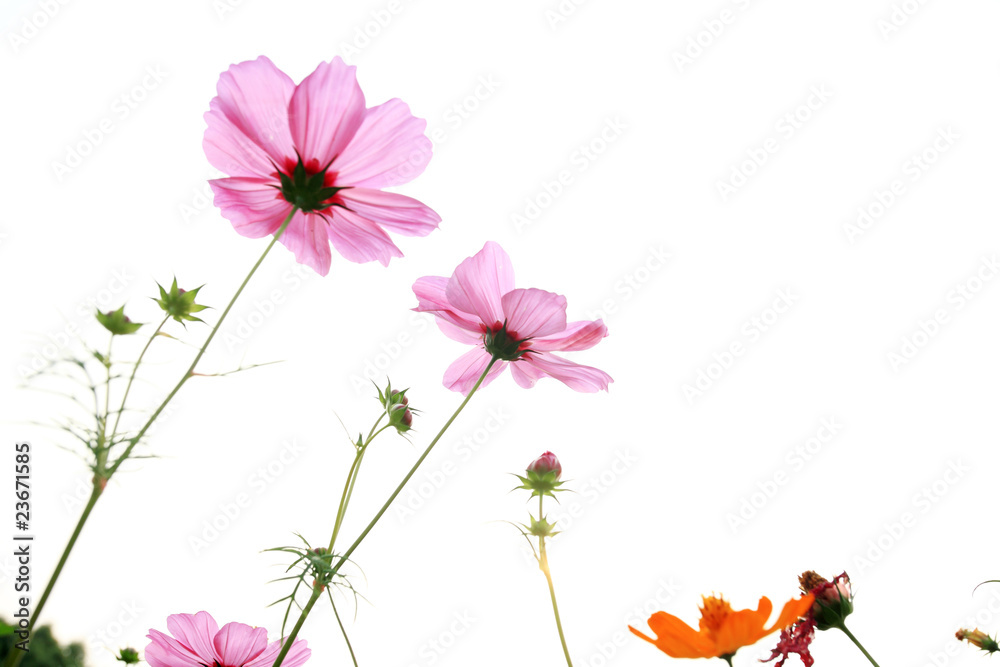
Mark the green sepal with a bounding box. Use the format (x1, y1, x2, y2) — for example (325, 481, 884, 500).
(813, 594, 854, 631)
(979, 634, 1000, 654)
(376, 379, 417, 434)
(277, 153, 349, 212)
(526, 514, 559, 538)
(116, 647, 141, 664)
(812, 575, 854, 632)
(96, 306, 144, 336)
(483, 320, 528, 361)
(154, 277, 210, 326)
(514, 469, 565, 500)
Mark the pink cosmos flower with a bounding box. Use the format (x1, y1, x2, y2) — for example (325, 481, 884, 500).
(204, 56, 440, 276)
(145, 611, 310, 667)
(413, 242, 612, 394)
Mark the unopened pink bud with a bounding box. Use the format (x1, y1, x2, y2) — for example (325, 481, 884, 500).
(527, 451, 561, 479)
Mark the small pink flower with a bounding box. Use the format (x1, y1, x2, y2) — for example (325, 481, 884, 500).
(145, 611, 310, 667)
(527, 451, 562, 478)
(413, 242, 612, 394)
(204, 56, 440, 276)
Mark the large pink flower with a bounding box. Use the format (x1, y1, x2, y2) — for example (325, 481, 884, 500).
(413, 242, 613, 394)
(204, 56, 440, 276)
(145, 611, 310, 667)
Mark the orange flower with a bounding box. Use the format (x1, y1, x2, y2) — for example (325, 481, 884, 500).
(630, 593, 815, 663)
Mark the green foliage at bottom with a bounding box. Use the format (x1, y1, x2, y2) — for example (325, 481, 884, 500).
(0, 621, 86, 667)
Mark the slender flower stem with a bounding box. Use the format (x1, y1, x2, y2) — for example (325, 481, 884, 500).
(538, 495, 573, 667)
(109, 314, 171, 441)
(2, 211, 298, 667)
(102, 339, 112, 439)
(94, 339, 113, 472)
(278, 586, 322, 663)
(329, 423, 393, 550)
(837, 623, 880, 667)
(271, 357, 499, 667)
(329, 450, 366, 550)
(542, 559, 573, 667)
(2, 485, 102, 667)
(336, 357, 497, 569)
(330, 595, 359, 667)
(109, 208, 297, 475)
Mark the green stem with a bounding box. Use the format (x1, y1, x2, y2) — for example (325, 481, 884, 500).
(109, 208, 297, 475)
(271, 357, 499, 667)
(838, 623, 880, 667)
(330, 594, 359, 667)
(338, 360, 496, 568)
(275, 586, 322, 663)
(340, 359, 496, 568)
(109, 314, 171, 442)
(102, 339, 112, 440)
(94, 339, 113, 473)
(2, 485, 101, 667)
(3, 211, 298, 667)
(538, 496, 573, 667)
(329, 449, 365, 551)
(329, 424, 392, 551)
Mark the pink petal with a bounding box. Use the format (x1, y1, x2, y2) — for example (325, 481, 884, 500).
(325, 207, 403, 267)
(335, 98, 433, 188)
(532, 320, 608, 352)
(445, 242, 515, 326)
(204, 102, 274, 179)
(210, 177, 293, 239)
(246, 639, 311, 667)
(145, 629, 205, 667)
(518, 352, 612, 392)
(288, 58, 366, 168)
(443, 348, 507, 394)
(509, 360, 545, 390)
(213, 622, 268, 666)
(413, 276, 482, 333)
(500, 288, 567, 338)
(437, 320, 483, 344)
(279, 210, 333, 276)
(206, 57, 296, 175)
(339, 188, 440, 237)
(165, 612, 220, 664)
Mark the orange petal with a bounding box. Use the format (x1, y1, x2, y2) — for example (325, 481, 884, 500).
(632, 612, 717, 658)
(765, 594, 815, 635)
(713, 598, 774, 655)
(753, 596, 774, 627)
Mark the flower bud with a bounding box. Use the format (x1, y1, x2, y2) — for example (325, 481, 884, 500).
(957, 628, 1000, 654)
(515, 451, 565, 499)
(154, 277, 209, 326)
(96, 306, 144, 336)
(116, 647, 140, 664)
(798, 571, 853, 631)
(527, 451, 561, 478)
(385, 387, 414, 433)
(527, 514, 559, 538)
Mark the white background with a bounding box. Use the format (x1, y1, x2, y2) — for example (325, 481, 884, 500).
(2, 1, 1000, 666)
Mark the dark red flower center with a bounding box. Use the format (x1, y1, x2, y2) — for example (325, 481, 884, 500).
(483, 321, 531, 361)
(274, 153, 349, 213)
